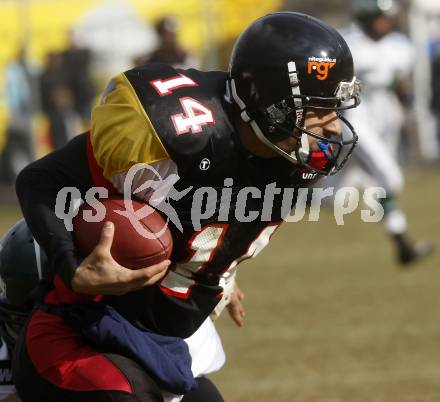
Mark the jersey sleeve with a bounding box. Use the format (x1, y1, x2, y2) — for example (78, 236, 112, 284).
(15, 72, 177, 289)
(15, 135, 93, 288)
(91, 73, 179, 203)
(91, 73, 171, 179)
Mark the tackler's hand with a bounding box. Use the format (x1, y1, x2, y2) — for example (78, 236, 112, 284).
(227, 284, 246, 327)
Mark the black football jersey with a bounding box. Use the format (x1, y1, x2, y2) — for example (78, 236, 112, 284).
(96, 64, 317, 337)
(16, 63, 319, 338)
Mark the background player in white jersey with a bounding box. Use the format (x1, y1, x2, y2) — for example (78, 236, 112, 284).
(327, 0, 433, 265)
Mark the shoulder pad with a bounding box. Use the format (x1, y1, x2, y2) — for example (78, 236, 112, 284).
(124, 64, 235, 164)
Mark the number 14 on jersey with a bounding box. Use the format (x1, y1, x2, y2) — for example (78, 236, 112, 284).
(151, 74, 216, 135)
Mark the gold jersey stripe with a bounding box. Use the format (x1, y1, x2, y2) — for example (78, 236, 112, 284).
(91, 73, 170, 179)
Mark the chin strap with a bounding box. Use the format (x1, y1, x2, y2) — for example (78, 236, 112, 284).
(228, 78, 251, 123)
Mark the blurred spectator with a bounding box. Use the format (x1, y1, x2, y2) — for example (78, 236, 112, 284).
(40, 52, 80, 150)
(135, 16, 200, 69)
(61, 30, 95, 125)
(1, 46, 36, 183)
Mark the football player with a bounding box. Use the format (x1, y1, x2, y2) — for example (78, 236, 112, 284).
(325, 0, 433, 265)
(7, 12, 360, 402)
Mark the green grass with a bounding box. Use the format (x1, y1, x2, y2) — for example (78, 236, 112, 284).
(0, 169, 439, 402)
(212, 168, 440, 402)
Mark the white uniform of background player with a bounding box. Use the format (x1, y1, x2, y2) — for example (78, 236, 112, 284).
(346, 25, 412, 160)
(342, 22, 411, 229)
(326, 0, 433, 265)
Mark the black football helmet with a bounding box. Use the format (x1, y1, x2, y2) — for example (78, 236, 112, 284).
(0, 219, 52, 350)
(228, 12, 361, 175)
(0, 219, 51, 307)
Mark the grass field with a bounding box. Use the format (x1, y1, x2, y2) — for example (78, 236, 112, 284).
(0, 168, 439, 402)
(211, 168, 440, 402)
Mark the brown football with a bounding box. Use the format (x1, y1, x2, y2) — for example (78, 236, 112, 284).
(73, 196, 173, 269)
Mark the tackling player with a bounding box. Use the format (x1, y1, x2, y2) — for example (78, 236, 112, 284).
(4, 12, 360, 402)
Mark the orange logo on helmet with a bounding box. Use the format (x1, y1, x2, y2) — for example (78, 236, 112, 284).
(307, 57, 336, 81)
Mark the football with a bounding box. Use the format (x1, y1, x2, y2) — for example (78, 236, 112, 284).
(73, 196, 173, 269)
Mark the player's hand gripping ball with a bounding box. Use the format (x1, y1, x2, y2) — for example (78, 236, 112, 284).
(73, 196, 173, 268)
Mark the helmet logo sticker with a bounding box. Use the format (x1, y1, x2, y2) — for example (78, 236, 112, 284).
(307, 57, 336, 81)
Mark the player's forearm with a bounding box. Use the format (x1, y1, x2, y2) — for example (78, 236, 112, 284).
(16, 165, 81, 287)
(16, 135, 95, 288)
